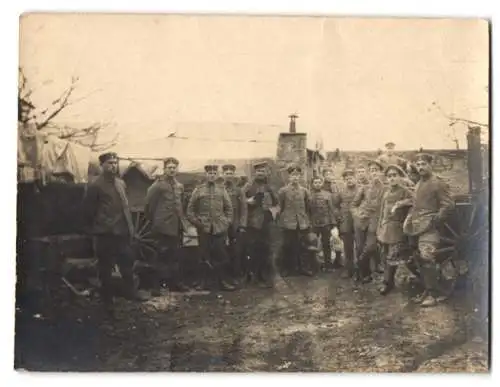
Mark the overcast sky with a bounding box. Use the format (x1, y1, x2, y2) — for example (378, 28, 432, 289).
(20, 14, 489, 154)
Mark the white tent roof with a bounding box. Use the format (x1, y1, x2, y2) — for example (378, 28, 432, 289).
(114, 121, 285, 169)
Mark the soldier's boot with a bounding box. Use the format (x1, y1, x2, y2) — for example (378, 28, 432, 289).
(358, 252, 373, 283)
(379, 265, 396, 295)
(218, 264, 236, 291)
(122, 271, 149, 301)
(220, 280, 236, 291)
(299, 262, 315, 277)
(172, 260, 192, 292)
(421, 294, 438, 307)
(352, 268, 361, 282)
(193, 281, 206, 291)
(373, 252, 384, 274)
(342, 255, 355, 279)
(418, 263, 441, 307)
(412, 290, 428, 304)
(263, 276, 276, 289)
(258, 271, 276, 288)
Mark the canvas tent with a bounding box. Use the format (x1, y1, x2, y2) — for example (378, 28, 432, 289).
(114, 121, 285, 173)
(18, 123, 92, 184)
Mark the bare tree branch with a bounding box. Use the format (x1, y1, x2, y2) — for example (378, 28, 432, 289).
(91, 133, 119, 152)
(431, 101, 489, 128)
(449, 117, 489, 129)
(19, 67, 114, 151)
(36, 79, 77, 130)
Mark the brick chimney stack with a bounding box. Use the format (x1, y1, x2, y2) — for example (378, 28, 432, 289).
(289, 114, 298, 133)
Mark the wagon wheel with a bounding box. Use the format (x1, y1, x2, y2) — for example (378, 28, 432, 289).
(436, 199, 488, 297)
(131, 211, 157, 265)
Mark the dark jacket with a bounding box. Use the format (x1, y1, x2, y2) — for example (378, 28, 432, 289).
(403, 174, 454, 236)
(351, 178, 386, 232)
(377, 185, 413, 244)
(309, 189, 337, 228)
(338, 184, 358, 234)
(187, 181, 233, 235)
(278, 183, 311, 230)
(144, 176, 185, 237)
(82, 174, 133, 237)
(240, 178, 279, 229)
(323, 180, 341, 205)
(224, 179, 247, 232)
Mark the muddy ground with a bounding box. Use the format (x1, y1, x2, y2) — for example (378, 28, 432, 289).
(14, 268, 489, 372)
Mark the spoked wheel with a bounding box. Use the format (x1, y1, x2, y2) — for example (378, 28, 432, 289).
(131, 211, 157, 265)
(436, 198, 488, 297)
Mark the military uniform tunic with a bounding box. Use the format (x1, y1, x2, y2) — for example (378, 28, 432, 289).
(144, 177, 185, 237)
(403, 174, 454, 261)
(352, 179, 386, 232)
(240, 178, 279, 230)
(377, 185, 413, 244)
(277, 183, 311, 230)
(224, 180, 246, 233)
(309, 189, 337, 228)
(187, 181, 233, 235)
(338, 184, 358, 234)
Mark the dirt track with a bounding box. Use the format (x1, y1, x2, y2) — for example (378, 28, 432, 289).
(14, 269, 488, 372)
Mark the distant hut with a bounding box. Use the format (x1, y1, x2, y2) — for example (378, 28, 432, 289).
(120, 162, 160, 212)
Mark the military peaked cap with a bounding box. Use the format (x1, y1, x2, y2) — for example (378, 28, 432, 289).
(253, 161, 268, 170)
(98, 152, 118, 164)
(415, 153, 433, 164)
(287, 164, 302, 174)
(164, 157, 179, 166)
(384, 164, 406, 177)
(367, 159, 384, 171)
(342, 168, 355, 178)
(204, 164, 218, 172)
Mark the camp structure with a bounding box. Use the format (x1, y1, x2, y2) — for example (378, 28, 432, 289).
(275, 115, 325, 186)
(18, 122, 93, 186)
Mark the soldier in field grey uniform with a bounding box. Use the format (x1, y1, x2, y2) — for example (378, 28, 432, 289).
(240, 161, 279, 287)
(338, 168, 359, 279)
(144, 157, 190, 294)
(221, 164, 247, 283)
(321, 166, 342, 268)
(351, 160, 386, 283)
(83, 152, 147, 312)
(309, 175, 338, 272)
(187, 164, 235, 291)
(376, 164, 414, 295)
(403, 153, 454, 307)
(376, 142, 408, 170)
(278, 165, 313, 276)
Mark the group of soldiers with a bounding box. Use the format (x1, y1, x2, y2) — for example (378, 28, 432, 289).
(83, 141, 454, 313)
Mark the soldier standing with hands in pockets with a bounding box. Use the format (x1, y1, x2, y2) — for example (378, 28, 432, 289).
(240, 161, 280, 288)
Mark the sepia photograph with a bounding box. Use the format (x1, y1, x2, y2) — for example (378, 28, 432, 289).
(15, 13, 490, 372)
